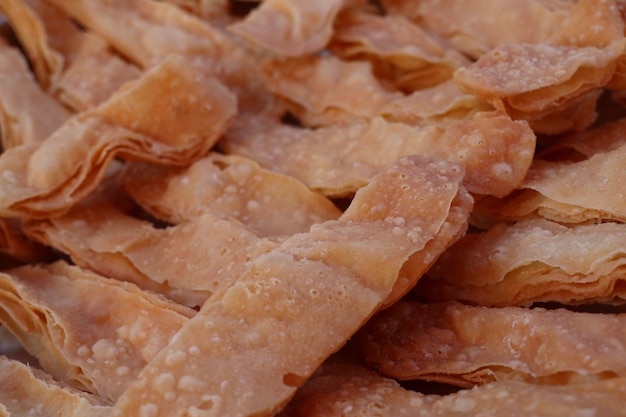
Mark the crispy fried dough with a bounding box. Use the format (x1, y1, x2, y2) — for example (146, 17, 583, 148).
(43, 0, 281, 116)
(418, 218, 626, 306)
(381, 0, 572, 58)
(330, 9, 470, 92)
(453, 0, 625, 134)
(121, 153, 341, 236)
(0, 356, 110, 417)
(24, 201, 279, 308)
(262, 55, 402, 127)
(279, 362, 626, 417)
(0, 42, 70, 148)
(378, 79, 493, 126)
(0, 261, 195, 402)
(476, 139, 626, 224)
(222, 111, 535, 198)
(228, 0, 345, 56)
(360, 301, 626, 387)
(111, 155, 472, 417)
(0, 56, 236, 219)
(0, 0, 140, 110)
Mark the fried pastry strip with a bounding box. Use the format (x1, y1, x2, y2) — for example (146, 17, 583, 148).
(44, 0, 279, 116)
(278, 362, 626, 417)
(476, 140, 626, 224)
(43, 0, 232, 68)
(262, 55, 402, 127)
(111, 155, 472, 417)
(360, 301, 626, 387)
(0, 42, 70, 148)
(454, 41, 622, 133)
(0, 356, 110, 417)
(227, 0, 346, 56)
(0, 0, 140, 111)
(453, 0, 625, 134)
(381, 0, 572, 58)
(538, 116, 626, 161)
(0, 261, 195, 402)
(0, 56, 236, 219)
(121, 153, 341, 236)
(418, 218, 626, 306)
(24, 202, 279, 308)
(329, 9, 470, 92)
(222, 111, 535, 198)
(378, 79, 493, 125)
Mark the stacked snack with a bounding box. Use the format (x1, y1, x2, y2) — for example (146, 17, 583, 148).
(0, 0, 625, 416)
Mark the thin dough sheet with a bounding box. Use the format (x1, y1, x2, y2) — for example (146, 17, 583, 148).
(121, 153, 341, 237)
(111, 155, 472, 417)
(360, 301, 626, 387)
(418, 218, 626, 306)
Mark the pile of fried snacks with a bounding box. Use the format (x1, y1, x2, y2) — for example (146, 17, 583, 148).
(1, 0, 626, 416)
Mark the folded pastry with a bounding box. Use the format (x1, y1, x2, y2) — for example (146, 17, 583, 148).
(24, 201, 279, 308)
(0, 55, 236, 219)
(111, 155, 472, 417)
(538, 116, 626, 161)
(228, 0, 348, 56)
(261, 55, 402, 127)
(0, 42, 70, 149)
(476, 137, 626, 224)
(278, 362, 626, 417)
(0, 355, 110, 416)
(454, 0, 624, 134)
(44, 0, 280, 116)
(381, 0, 572, 58)
(329, 9, 470, 92)
(0, 261, 195, 402)
(418, 218, 626, 306)
(222, 111, 535, 198)
(378, 79, 493, 126)
(360, 301, 626, 387)
(0, 0, 140, 111)
(121, 153, 341, 236)
(161, 0, 235, 27)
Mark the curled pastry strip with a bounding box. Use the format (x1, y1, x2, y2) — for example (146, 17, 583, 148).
(278, 362, 626, 417)
(381, 0, 572, 59)
(222, 111, 535, 198)
(329, 9, 470, 92)
(360, 301, 626, 387)
(0, 43, 71, 149)
(121, 153, 342, 237)
(0, 0, 140, 111)
(453, 0, 625, 134)
(0, 261, 195, 402)
(261, 55, 402, 127)
(228, 0, 346, 56)
(111, 155, 473, 417)
(0, 355, 110, 417)
(475, 138, 626, 224)
(0, 56, 236, 219)
(378, 79, 493, 126)
(24, 201, 279, 308)
(43, 0, 280, 116)
(418, 218, 626, 307)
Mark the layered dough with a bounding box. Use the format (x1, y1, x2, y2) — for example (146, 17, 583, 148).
(360, 301, 626, 387)
(0, 261, 195, 402)
(278, 362, 626, 417)
(417, 218, 626, 306)
(111, 155, 472, 417)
